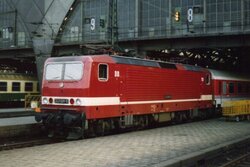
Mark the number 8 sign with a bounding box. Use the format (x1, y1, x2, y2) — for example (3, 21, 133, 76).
(187, 8, 193, 23)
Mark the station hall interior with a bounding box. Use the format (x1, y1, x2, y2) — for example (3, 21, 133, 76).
(1, 1, 250, 166)
(0, 0, 250, 76)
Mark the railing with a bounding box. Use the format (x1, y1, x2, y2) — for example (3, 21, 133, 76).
(24, 94, 41, 112)
(222, 100, 250, 121)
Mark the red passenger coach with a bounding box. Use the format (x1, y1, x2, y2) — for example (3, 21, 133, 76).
(209, 69, 250, 109)
(36, 55, 214, 139)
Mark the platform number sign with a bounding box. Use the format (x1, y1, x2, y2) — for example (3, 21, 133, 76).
(187, 8, 193, 22)
(90, 18, 95, 31)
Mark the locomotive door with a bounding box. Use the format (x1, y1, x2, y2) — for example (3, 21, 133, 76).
(114, 65, 126, 102)
(114, 65, 127, 114)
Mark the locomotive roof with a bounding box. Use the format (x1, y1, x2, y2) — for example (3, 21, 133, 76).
(111, 55, 205, 72)
(208, 69, 250, 82)
(47, 55, 206, 72)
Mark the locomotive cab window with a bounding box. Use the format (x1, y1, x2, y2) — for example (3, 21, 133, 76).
(64, 63, 83, 80)
(45, 64, 63, 80)
(0, 82, 7, 91)
(25, 82, 33, 92)
(45, 62, 83, 81)
(98, 64, 108, 81)
(12, 82, 20, 91)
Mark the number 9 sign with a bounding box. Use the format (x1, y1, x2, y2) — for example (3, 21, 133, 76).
(90, 18, 95, 31)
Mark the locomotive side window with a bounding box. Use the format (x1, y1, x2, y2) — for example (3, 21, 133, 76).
(25, 82, 33, 92)
(98, 64, 108, 81)
(12, 82, 20, 91)
(218, 81, 222, 94)
(238, 83, 242, 93)
(205, 74, 211, 85)
(229, 83, 234, 94)
(222, 81, 227, 94)
(0, 82, 7, 91)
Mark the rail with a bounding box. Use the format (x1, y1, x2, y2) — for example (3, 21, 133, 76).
(0, 137, 62, 151)
(220, 153, 250, 167)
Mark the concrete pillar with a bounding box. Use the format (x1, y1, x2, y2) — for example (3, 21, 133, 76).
(32, 0, 75, 88)
(135, 0, 139, 38)
(32, 38, 54, 89)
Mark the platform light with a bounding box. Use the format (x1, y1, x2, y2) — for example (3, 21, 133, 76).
(174, 11, 180, 22)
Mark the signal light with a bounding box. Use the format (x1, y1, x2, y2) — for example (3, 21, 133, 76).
(174, 11, 180, 22)
(100, 19, 105, 28)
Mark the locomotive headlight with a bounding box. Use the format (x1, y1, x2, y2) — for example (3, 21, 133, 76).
(43, 98, 48, 104)
(76, 99, 81, 106)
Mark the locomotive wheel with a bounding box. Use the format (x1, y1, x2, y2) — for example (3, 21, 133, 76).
(66, 127, 84, 140)
(137, 116, 148, 130)
(93, 120, 112, 136)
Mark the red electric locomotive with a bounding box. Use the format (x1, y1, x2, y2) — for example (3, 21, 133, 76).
(35, 55, 216, 139)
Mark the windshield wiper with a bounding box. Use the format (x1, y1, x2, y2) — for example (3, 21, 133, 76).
(50, 76, 61, 80)
(64, 75, 79, 81)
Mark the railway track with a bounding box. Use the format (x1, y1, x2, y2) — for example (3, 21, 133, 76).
(0, 137, 62, 151)
(198, 138, 250, 167)
(220, 152, 250, 167)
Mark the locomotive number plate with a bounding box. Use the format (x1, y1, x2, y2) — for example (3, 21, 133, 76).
(54, 99, 69, 104)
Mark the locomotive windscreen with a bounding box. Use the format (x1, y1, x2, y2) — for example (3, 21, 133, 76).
(45, 62, 83, 81)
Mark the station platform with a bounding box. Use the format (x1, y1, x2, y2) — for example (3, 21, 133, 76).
(0, 118, 250, 167)
(0, 116, 36, 127)
(0, 107, 36, 129)
(0, 116, 37, 138)
(0, 108, 38, 138)
(0, 108, 32, 113)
